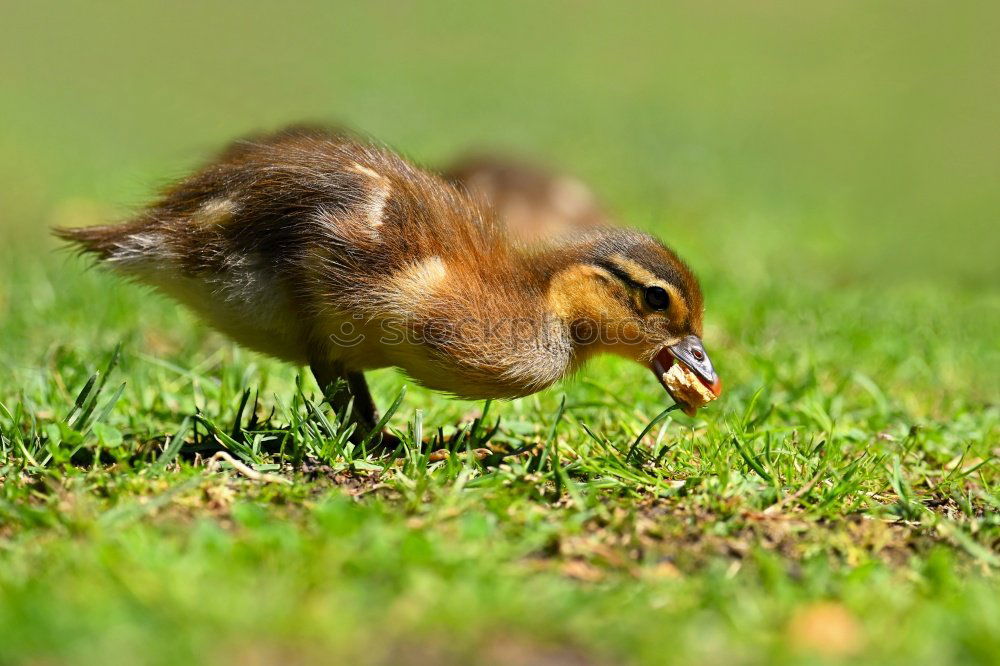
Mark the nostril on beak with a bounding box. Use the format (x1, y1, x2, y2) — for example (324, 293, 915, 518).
(692, 348, 704, 361)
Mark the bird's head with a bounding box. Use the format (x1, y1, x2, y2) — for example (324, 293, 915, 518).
(547, 228, 722, 405)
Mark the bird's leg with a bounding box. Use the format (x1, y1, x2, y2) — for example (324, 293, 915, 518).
(309, 362, 490, 459)
(309, 360, 382, 445)
(345, 372, 380, 428)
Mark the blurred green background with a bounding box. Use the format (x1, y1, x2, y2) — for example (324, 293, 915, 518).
(2, 0, 998, 287)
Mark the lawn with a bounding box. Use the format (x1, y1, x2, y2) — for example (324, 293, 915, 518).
(1, 3, 998, 665)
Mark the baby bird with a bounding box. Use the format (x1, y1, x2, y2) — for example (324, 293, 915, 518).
(56, 126, 721, 441)
(442, 153, 611, 244)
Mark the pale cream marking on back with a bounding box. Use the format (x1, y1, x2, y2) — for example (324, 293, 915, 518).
(190, 199, 235, 227)
(365, 181, 390, 229)
(387, 256, 448, 313)
(349, 163, 382, 180)
(348, 163, 390, 229)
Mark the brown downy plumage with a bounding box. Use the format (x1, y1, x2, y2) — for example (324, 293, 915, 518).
(55, 125, 721, 441)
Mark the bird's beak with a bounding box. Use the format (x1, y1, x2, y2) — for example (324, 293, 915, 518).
(650, 334, 723, 397)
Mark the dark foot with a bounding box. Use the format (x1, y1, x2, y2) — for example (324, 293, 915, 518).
(309, 361, 502, 460)
(310, 359, 381, 446)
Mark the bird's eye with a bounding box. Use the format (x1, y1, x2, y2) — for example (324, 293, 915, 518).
(644, 286, 670, 310)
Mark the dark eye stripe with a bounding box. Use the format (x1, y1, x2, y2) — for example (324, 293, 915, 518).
(592, 260, 644, 290)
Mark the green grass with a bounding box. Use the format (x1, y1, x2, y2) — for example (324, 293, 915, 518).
(1, 2, 998, 665)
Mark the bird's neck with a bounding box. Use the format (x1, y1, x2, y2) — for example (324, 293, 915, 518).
(508, 240, 606, 368)
(522, 236, 650, 371)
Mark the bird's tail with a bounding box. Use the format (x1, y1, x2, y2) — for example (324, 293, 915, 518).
(52, 221, 146, 261)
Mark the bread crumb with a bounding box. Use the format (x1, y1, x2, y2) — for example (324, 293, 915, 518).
(662, 363, 717, 415)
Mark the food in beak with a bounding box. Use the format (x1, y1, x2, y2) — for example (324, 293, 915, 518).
(651, 339, 722, 415)
(659, 362, 719, 416)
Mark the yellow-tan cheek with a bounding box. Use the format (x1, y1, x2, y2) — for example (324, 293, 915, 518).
(616, 319, 644, 344)
(547, 265, 625, 324)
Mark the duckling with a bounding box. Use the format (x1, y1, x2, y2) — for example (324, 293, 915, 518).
(55, 125, 721, 443)
(442, 153, 611, 244)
